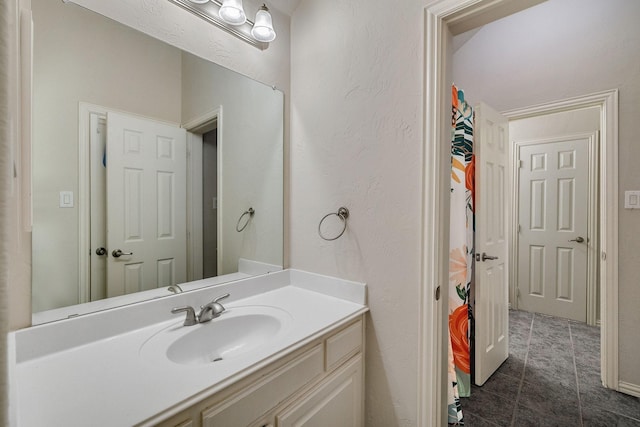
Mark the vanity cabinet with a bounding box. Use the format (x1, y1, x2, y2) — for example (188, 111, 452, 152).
(150, 316, 364, 427)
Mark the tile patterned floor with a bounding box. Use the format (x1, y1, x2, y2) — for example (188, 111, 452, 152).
(460, 310, 640, 426)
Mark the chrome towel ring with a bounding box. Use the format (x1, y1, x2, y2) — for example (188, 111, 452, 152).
(318, 207, 349, 241)
(236, 207, 255, 232)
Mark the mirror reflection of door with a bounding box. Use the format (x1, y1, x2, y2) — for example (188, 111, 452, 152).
(88, 110, 187, 300)
(202, 129, 218, 279)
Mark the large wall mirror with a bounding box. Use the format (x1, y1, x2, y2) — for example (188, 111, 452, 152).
(31, 0, 284, 323)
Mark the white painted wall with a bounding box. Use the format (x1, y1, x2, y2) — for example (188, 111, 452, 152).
(509, 107, 600, 142)
(291, 1, 426, 424)
(31, 0, 182, 312)
(453, 0, 640, 388)
(182, 52, 284, 274)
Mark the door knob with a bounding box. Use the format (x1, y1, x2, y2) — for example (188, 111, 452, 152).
(481, 252, 498, 262)
(475, 252, 499, 262)
(95, 247, 107, 256)
(569, 236, 585, 243)
(112, 249, 133, 258)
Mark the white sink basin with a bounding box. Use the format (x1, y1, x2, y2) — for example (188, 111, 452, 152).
(140, 305, 293, 366)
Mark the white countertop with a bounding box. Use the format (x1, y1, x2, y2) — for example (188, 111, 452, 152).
(8, 270, 367, 426)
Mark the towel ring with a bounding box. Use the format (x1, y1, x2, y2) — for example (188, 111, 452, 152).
(318, 207, 349, 241)
(236, 207, 255, 232)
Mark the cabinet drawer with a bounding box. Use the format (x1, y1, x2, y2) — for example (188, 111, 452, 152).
(201, 344, 324, 427)
(277, 354, 363, 427)
(325, 319, 362, 372)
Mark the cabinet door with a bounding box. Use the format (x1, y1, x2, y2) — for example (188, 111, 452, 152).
(201, 345, 324, 427)
(276, 355, 363, 427)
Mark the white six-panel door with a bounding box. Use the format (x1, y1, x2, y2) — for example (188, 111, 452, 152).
(517, 135, 591, 322)
(106, 112, 187, 297)
(474, 102, 509, 386)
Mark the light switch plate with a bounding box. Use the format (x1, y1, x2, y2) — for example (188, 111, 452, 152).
(59, 191, 74, 208)
(624, 191, 640, 209)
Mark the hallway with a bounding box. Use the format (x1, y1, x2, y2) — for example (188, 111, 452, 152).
(461, 310, 640, 426)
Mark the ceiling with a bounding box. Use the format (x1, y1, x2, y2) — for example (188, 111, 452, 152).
(269, 0, 301, 16)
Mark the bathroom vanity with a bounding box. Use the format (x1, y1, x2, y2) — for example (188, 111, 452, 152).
(8, 270, 367, 426)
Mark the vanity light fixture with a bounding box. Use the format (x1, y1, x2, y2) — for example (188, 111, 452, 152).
(218, 0, 247, 26)
(251, 4, 276, 42)
(174, 0, 277, 49)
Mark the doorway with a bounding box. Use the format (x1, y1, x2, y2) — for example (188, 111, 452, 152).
(420, 2, 620, 425)
(510, 107, 600, 324)
(184, 107, 222, 282)
(202, 129, 218, 279)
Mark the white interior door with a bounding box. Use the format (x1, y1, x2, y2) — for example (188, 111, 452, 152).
(517, 136, 591, 322)
(106, 112, 187, 297)
(474, 102, 509, 386)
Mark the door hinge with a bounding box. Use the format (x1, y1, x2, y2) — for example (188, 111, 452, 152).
(519, 159, 524, 168)
(517, 287, 521, 298)
(518, 224, 521, 233)
(435, 285, 441, 301)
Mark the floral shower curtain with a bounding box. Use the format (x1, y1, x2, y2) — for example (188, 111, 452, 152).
(447, 85, 475, 425)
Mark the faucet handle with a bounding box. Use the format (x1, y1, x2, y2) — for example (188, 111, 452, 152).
(171, 306, 198, 326)
(212, 293, 230, 304)
(208, 293, 230, 316)
(198, 293, 231, 323)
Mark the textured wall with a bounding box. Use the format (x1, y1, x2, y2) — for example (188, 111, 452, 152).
(453, 0, 640, 388)
(291, 0, 426, 425)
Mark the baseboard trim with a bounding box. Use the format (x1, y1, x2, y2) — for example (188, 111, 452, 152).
(618, 381, 640, 398)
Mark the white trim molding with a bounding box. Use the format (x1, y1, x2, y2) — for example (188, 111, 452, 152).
(619, 382, 640, 398)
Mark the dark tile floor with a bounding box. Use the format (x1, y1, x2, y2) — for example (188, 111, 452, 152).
(460, 310, 640, 426)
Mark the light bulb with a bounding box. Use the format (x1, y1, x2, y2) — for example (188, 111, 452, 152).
(251, 4, 276, 42)
(219, 0, 246, 26)
(188, 0, 210, 4)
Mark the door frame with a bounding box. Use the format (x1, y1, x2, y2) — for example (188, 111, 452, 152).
(420, 1, 619, 425)
(78, 102, 107, 304)
(504, 92, 618, 370)
(182, 107, 223, 281)
(511, 130, 599, 325)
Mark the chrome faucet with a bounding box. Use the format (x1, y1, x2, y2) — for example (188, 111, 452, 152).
(171, 293, 230, 326)
(167, 284, 183, 294)
(198, 293, 230, 323)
